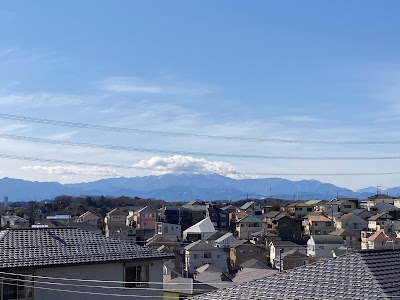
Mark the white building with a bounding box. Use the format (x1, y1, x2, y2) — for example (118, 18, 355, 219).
(183, 217, 215, 242)
(213, 232, 238, 249)
(307, 235, 344, 258)
(184, 240, 227, 276)
(156, 222, 182, 241)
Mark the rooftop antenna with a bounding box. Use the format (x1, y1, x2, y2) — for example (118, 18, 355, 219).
(383, 221, 397, 250)
(377, 184, 382, 195)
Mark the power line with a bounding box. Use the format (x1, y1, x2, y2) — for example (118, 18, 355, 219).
(0, 112, 399, 145)
(2, 133, 400, 160)
(0, 271, 234, 286)
(0, 278, 165, 298)
(1, 152, 400, 176)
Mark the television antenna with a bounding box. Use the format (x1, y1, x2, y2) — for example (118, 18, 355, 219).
(383, 221, 398, 249)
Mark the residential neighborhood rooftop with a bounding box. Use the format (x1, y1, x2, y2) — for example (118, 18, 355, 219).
(0, 228, 173, 270)
(195, 249, 400, 299)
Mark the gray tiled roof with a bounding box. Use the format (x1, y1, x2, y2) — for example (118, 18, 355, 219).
(194, 249, 400, 299)
(0, 228, 173, 270)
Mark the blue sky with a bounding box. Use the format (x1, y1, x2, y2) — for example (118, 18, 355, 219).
(1, 1, 400, 191)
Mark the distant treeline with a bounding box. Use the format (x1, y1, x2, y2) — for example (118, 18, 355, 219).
(9, 195, 293, 218)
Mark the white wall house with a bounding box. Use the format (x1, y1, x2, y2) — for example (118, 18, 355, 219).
(184, 240, 227, 276)
(183, 217, 215, 242)
(156, 222, 182, 241)
(307, 235, 344, 259)
(213, 232, 238, 249)
(0, 228, 172, 300)
(269, 241, 306, 268)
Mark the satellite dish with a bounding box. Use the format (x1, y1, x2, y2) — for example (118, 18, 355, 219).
(384, 222, 396, 239)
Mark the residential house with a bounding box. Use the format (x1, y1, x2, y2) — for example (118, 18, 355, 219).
(104, 208, 128, 225)
(283, 203, 313, 220)
(330, 198, 358, 213)
(195, 249, 400, 300)
(280, 249, 317, 270)
(351, 208, 374, 220)
(159, 206, 192, 230)
(304, 200, 326, 211)
(362, 229, 400, 250)
(183, 201, 207, 225)
(302, 213, 334, 236)
(232, 267, 277, 284)
(307, 235, 344, 258)
(183, 217, 216, 242)
(155, 222, 182, 241)
(335, 213, 368, 234)
(317, 198, 358, 216)
(105, 223, 136, 242)
(239, 201, 263, 219)
(205, 203, 230, 230)
(239, 258, 270, 270)
(268, 240, 306, 269)
(394, 197, 400, 209)
(236, 216, 266, 240)
(368, 212, 395, 232)
(76, 211, 100, 226)
(0, 228, 172, 300)
(0, 215, 29, 228)
(329, 228, 361, 249)
(369, 202, 399, 215)
(127, 206, 157, 230)
(230, 240, 268, 269)
(367, 194, 394, 208)
(265, 211, 282, 226)
(195, 271, 234, 289)
(184, 240, 227, 276)
(213, 232, 238, 250)
(268, 214, 302, 239)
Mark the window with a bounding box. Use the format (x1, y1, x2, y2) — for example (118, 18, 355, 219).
(125, 265, 149, 288)
(307, 208, 312, 211)
(3, 275, 33, 300)
(254, 223, 260, 227)
(204, 252, 211, 258)
(255, 211, 262, 215)
(240, 224, 245, 227)
(326, 222, 332, 226)
(164, 226, 169, 233)
(193, 254, 198, 259)
(217, 255, 221, 258)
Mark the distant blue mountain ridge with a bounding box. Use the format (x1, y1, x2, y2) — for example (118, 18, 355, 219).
(0, 174, 395, 202)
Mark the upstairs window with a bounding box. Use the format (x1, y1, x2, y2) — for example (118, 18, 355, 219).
(125, 265, 149, 288)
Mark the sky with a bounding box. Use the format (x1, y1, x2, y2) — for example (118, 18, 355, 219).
(1, 1, 400, 191)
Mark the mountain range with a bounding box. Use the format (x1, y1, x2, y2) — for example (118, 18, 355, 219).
(0, 174, 398, 202)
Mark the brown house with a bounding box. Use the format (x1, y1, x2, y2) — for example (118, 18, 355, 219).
(230, 240, 267, 269)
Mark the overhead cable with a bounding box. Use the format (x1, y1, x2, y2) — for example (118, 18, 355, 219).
(1, 152, 400, 176)
(0, 112, 396, 145)
(2, 133, 400, 160)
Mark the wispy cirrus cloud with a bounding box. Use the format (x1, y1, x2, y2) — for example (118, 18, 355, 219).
(133, 155, 238, 177)
(22, 165, 122, 177)
(97, 76, 216, 96)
